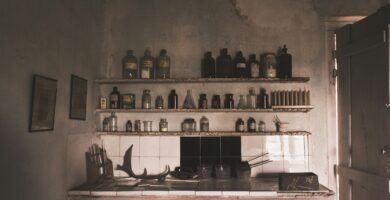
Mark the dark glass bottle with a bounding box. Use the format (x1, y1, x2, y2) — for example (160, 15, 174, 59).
(236, 118, 245, 132)
(248, 54, 260, 78)
(168, 89, 178, 109)
(198, 93, 208, 109)
(277, 44, 292, 78)
(257, 88, 270, 109)
(211, 95, 221, 109)
(224, 93, 234, 109)
(122, 50, 138, 79)
(155, 49, 170, 79)
(216, 48, 232, 78)
(140, 48, 154, 79)
(109, 87, 120, 109)
(201, 52, 216, 78)
(126, 120, 132, 132)
(233, 51, 248, 78)
(247, 117, 256, 132)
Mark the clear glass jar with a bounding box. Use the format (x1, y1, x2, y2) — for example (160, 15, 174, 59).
(247, 88, 257, 109)
(200, 116, 209, 132)
(182, 118, 197, 132)
(159, 118, 168, 132)
(258, 121, 266, 132)
(109, 112, 118, 132)
(155, 49, 170, 79)
(142, 89, 152, 109)
(237, 95, 247, 109)
(198, 93, 208, 109)
(261, 53, 277, 78)
(122, 50, 138, 79)
(140, 48, 154, 79)
(143, 121, 153, 132)
(236, 118, 245, 132)
(126, 120, 132, 132)
(102, 117, 110, 131)
(248, 54, 260, 78)
(155, 95, 164, 109)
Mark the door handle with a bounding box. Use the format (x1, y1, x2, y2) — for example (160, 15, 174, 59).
(381, 146, 390, 155)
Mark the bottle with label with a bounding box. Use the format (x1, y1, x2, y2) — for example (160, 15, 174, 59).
(236, 118, 245, 132)
(159, 119, 168, 132)
(248, 54, 260, 78)
(155, 49, 170, 79)
(233, 51, 248, 78)
(260, 53, 277, 78)
(198, 93, 208, 109)
(277, 44, 292, 79)
(142, 89, 152, 109)
(102, 117, 110, 131)
(247, 88, 257, 109)
(201, 52, 216, 78)
(109, 112, 118, 132)
(122, 50, 138, 79)
(134, 120, 141, 132)
(247, 117, 256, 132)
(258, 121, 266, 132)
(140, 48, 154, 79)
(183, 90, 196, 109)
(155, 95, 164, 109)
(257, 88, 270, 109)
(211, 95, 221, 109)
(126, 120, 133, 132)
(200, 116, 209, 132)
(109, 87, 121, 109)
(224, 93, 234, 109)
(237, 95, 247, 109)
(216, 48, 232, 78)
(168, 89, 178, 109)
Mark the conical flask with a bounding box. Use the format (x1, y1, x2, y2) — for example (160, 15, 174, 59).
(183, 89, 196, 109)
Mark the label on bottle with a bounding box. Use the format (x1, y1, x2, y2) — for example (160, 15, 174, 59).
(141, 68, 150, 79)
(100, 98, 107, 109)
(143, 60, 153, 69)
(110, 94, 119, 101)
(249, 123, 256, 130)
(158, 60, 169, 68)
(160, 127, 168, 132)
(236, 63, 246, 68)
(238, 124, 245, 132)
(125, 62, 137, 70)
(266, 68, 276, 78)
(250, 63, 259, 78)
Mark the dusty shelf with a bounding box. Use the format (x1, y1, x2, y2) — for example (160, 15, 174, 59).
(95, 131, 311, 137)
(95, 77, 310, 84)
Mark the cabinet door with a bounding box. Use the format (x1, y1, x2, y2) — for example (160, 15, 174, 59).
(336, 5, 390, 200)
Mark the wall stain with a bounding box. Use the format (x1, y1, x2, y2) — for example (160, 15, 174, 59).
(229, 0, 249, 21)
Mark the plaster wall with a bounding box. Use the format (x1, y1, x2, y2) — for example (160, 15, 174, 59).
(0, 0, 105, 199)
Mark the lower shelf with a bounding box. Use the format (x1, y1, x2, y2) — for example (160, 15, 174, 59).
(96, 131, 311, 137)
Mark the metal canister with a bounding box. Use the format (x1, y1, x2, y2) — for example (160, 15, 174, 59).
(108, 112, 117, 132)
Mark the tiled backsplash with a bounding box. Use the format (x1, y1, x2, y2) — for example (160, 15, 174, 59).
(101, 135, 309, 177)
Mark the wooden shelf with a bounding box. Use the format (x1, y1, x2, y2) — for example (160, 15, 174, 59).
(95, 106, 313, 113)
(95, 131, 311, 137)
(95, 77, 310, 84)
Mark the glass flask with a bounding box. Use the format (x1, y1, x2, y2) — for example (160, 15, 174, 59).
(260, 53, 277, 78)
(237, 95, 247, 109)
(155, 49, 170, 79)
(233, 51, 248, 78)
(224, 93, 234, 109)
(198, 93, 208, 109)
(122, 50, 138, 79)
(277, 44, 292, 79)
(236, 118, 245, 132)
(216, 48, 232, 78)
(159, 119, 168, 132)
(140, 48, 154, 79)
(200, 116, 209, 132)
(247, 117, 256, 132)
(142, 89, 152, 109)
(247, 88, 257, 109)
(155, 95, 164, 109)
(211, 95, 221, 109)
(109, 87, 121, 109)
(248, 54, 260, 78)
(168, 89, 178, 109)
(201, 52, 216, 78)
(183, 90, 196, 109)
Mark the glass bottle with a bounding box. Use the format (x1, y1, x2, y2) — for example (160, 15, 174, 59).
(183, 90, 196, 109)
(277, 44, 292, 79)
(122, 50, 138, 79)
(198, 93, 208, 109)
(248, 54, 260, 78)
(201, 52, 216, 78)
(102, 117, 110, 131)
(143, 121, 153, 132)
(134, 120, 141, 132)
(159, 119, 168, 132)
(142, 89, 152, 109)
(224, 93, 234, 109)
(155, 95, 164, 109)
(168, 89, 178, 109)
(260, 53, 277, 78)
(211, 95, 221, 109)
(247, 88, 257, 109)
(237, 95, 247, 109)
(200, 116, 209, 132)
(109, 112, 118, 132)
(258, 121, 266, 132)
(155, 49, 170, 79)
(140, 48, 154, 79)
(216, 48, 232, 78)
(236, 118, 245, 132)
(247, 117, 256, 132)
(258, 88, 270, 109)
(125, 120, 132, 132)
(109, 87, 120, 109)
(233, 51, 248, 78)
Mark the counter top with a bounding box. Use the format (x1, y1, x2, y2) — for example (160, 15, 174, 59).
(68, 177, 334, 198)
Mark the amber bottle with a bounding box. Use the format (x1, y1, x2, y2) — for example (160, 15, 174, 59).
(233, 51, 248, 78)
(216, 48, 232, 78)
(277, 45, 292, 78)
(201, 52, 216, 78)
(122, 50, 138, 79)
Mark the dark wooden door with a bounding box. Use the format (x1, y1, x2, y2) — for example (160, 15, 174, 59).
(336, 5, 390, 200)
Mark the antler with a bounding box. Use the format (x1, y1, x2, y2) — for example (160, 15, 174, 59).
(117, 145, 170, 182)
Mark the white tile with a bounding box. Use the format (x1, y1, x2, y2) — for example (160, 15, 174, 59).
(129, 156, 141, 174)
(282, 136, 305, 156)
(169, 191, 195, 196)
(140, 157, 160, 174)
(159, 137, 180, 157)
(222, 191, 250, 196)
(249, 191, 277, 197)
(159, 157, 180, 171)
(90, 191, 117, 196)
(196, 191, 222, 196)
(120, 136, 140, 157)
(142, 191, 169, 196)
(262, 158, 285, 173)
(116, 191, 142, 196)
(101, 135, 120, 156)
(140, 137, 160, 156)
(241, 136, 263, 157)
(110, 156, 124, 177)
(68, 191, 90, 196)
(263, 136, 283, 157)
(284, 156, 307, 172)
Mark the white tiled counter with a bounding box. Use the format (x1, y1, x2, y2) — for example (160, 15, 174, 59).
(68, 177, 334, 200)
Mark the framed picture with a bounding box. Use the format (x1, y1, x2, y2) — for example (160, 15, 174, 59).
(29, 75, 58, 132)
(69, 74, 87, 120)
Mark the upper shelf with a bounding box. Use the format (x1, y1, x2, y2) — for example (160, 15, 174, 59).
(95, 77, 310, 84)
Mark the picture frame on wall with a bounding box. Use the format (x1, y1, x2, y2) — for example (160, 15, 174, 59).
(69, 74, 87, 120)
(29, 75, 58, 132)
